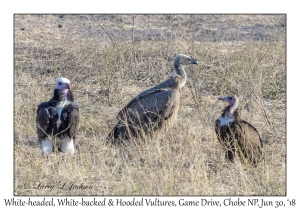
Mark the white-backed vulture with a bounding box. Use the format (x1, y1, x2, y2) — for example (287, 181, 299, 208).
(36, 78, 80, 156)
(108, 54, 198, 144)
(215, 95, 263, 165)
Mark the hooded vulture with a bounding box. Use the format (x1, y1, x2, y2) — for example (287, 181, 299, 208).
(215, 95, 263, 165)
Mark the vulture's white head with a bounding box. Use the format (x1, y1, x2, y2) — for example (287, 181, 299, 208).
(174, 54, 199, 66)
(56, 78, 70, 98)
(56, 78, 70, 90)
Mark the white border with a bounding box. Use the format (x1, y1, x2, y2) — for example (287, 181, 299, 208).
(2, 0, 298, 209)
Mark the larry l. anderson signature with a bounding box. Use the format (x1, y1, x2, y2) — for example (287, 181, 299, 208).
(22, 181, 93, 191)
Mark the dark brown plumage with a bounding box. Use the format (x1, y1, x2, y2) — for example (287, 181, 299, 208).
(215, 95, 263, 165)
(36, 78, 80, 156)
(108, 54, 198, 145)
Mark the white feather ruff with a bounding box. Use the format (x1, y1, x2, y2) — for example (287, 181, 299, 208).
(218, 116, 234, 126)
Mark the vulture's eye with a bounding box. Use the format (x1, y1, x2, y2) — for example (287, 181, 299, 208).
(58, 82, 62, 85)
(228, 96, 232, 100)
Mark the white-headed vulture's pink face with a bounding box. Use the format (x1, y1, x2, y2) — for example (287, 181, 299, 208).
(56, 78, 70, 98)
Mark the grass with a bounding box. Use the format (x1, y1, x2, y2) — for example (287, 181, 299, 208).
(14, 14, 286, 195)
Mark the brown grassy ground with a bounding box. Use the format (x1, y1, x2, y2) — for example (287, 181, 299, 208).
(14, 14, 286, 195)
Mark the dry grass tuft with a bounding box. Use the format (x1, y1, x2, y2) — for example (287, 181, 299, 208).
(14, 14, 286, 195)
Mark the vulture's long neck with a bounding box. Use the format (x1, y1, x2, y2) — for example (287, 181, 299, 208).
(222, 106, 240, 119)
(174, 62, 186, 88)
(221, 104, 241, 122)
(229, 99, 238, 114)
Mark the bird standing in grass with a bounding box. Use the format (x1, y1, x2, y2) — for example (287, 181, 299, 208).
(215, 95, 263, 165)
(108, 54, 198, 145)
(36, 78, 80, 156)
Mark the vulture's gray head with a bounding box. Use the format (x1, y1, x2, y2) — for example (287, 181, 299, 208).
(218, 95, 239, 108)
(174, 54, 198, 67)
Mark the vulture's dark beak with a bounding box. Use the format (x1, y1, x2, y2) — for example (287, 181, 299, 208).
(192, 58, 198, 65)
(218, 97, 225, 101)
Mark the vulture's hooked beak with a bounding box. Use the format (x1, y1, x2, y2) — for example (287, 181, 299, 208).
(192, 58, 199, 65)
(218, 96, 232, 105)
